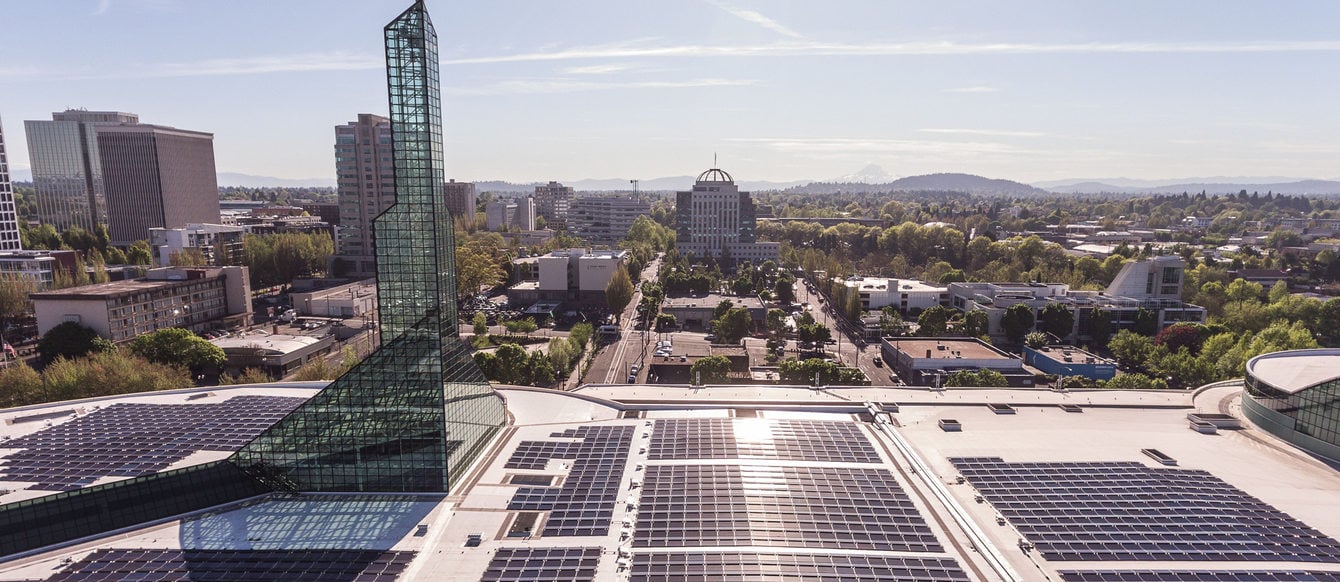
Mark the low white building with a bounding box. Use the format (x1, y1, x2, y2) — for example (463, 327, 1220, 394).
(485, 197, 536, 232)
(510, 248, 629, 307)
(148, 223, 245, 267)
(290, 278, 377, 318)
(841, 276, 947, 313)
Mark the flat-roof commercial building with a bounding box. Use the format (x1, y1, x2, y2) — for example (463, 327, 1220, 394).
(484, 197, 535, 232)
(211, 332, 336, 379)
(290, 277, 377, 318)
(949, 256, 1206, 342)
(881, 337, 1032, 386)
(0, 250, 78, 290)
(841, 276, 948, 313)
(569, 194, 650, 245)
(97, 124, 221, 246)
(31, 266, 252, 341)
(148, 223, 245, 267)
(1245, 349, 1340, 462)
(1023, 344, 1117, 381)
(507, 248, 628, 307)
(661, 293, 767, 331)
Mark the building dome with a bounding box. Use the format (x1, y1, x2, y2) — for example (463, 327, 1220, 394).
(695, 168, 734, 183)
(1244, 348, 1340, 461)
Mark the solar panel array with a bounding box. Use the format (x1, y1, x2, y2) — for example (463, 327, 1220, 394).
(1, 396, 305, 491)
(951, 457, 1340, 562)
(1060, 571, 1340, 582)
(632, 552, 971, 582)
(43, 548, 415, 582)
(648, 418, 881, 462)
(481, 547, 600, 582)
(505, 424, 634, 537)
(635, 464, 941, 551)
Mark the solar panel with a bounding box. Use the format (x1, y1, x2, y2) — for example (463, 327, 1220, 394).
(634, 464, 942, 552)
(43, 548, 415, 582)
(950, 457, 1340, 563)
(1059, 570, 1340, 581)
(0, 396, 306, 491)
(482, 547, 600, 582)
(632, 552, 971, 582)
(648, 418, 882, 463)
(504, 424, 635, 537)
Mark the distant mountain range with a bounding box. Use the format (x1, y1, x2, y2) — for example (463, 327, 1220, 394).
(217, 172, 336, 188)
(1037, 178, 1340, 195)
(787, 173, 1047, 196)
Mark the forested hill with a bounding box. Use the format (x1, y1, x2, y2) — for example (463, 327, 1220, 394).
(785, 173, 1047, 196)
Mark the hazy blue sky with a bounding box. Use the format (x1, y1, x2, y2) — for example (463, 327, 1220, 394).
(3, 0, 1339, 184)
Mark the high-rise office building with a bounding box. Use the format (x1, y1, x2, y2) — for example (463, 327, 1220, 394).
(333, 114, 394, 277)
(231, 0, 503, 493)
(570, 194, 651, 245)
(97, 124, 220, 246)
(0, 116, 21, 251)
(443, 179, 476, 220)
(675, 167, 779, 264)
(24, 110, 138, 232)
(534, 180, 572, 230)
(485, 196, 536, 232)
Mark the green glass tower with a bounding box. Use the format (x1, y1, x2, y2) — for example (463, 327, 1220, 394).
(228, 0, 504, 493)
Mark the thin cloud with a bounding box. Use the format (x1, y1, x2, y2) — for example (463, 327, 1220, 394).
(561, 63, 636, 75)
(448, 77, 757, 96)
(706, 0, 803, 39)
(443, 39, 1340, 65)
(6, 52, 383, 81)
(942, 86, 999, 93)
(727, 137, 1026, 156)
(93, 0, 112, 15)
(919, 128, 1045, 138)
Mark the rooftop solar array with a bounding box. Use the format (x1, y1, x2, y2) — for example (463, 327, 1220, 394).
(1059, 571, 1340, 581)
(505, 424, 634, 537)
(951, 457, 1340, 563)
(43, 548, 414, 581)
(635, 464, 941, 552)
(1, 396, 305, 491)
(648, 418, 882, 463)
(631, 552, 971, 582)
(481, 547, 599, 582)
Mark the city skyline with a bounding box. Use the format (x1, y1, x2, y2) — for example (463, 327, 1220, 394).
(2, 0, 1340, 184)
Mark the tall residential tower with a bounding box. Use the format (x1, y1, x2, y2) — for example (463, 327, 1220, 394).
(24, 110, 138, 231)
(333, 113, 394, 277)
(534, 180, 572, 230)
(0, 117, 21, 251)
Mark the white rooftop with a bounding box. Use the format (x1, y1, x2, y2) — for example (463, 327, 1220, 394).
(1247, 348, 1340, 393)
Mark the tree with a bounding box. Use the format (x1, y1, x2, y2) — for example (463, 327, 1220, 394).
(690, 355, 731, 384)
(605, 266, 634, 321)
(127, 328, 227, 375)
(473, 351, 499, 380)
(766, 308, 788, 336)
(773, 275, 796, 304)
(569, 322, 594, 350)
(1267, 279, 1290, 304)
(472, 312, 489, 337)
(527, 351, 556, 386)
(243, 232, 335, 288)
(1154, 323, 1205, 355)
(169, 248, 209, 267)
(916, 306, 952, 337)
(1108, 329, 1155, 369)
(1103, 373, 1168, 390)
(943, 369, 1008, 387)
(961, 310, 989, 338)
(1088, 308, 1114, 346)
(0, 274, 35, 333)
(1037, 303, 1075, 340)
(655, 313, 677, 331)
(454, 241, 506, 299)
(1320, 298, 1340, 342)
(1024, 331, 1049, 349)
(126, 240, 154, 265)
(38, 322, 113, 365)
(712, 307, 752, 344)
(547, 337, 577, 377)
(494, 344, 530, 385)
(1000, 304, 1035, 344)
(0, 361, 43, 408)
(1225, 278, 1264, 303)
(503, 317, 538, 336)
(1132, 307, 1159, 336)
(220, 367, 273, 385)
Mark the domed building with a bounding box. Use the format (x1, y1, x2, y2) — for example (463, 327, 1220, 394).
(1244, 348, 1340, 461)
(674, 167, 779, 265)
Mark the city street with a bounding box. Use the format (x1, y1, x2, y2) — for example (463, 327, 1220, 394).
(582, 255, 663, 386)
(793, 279, 897, 386)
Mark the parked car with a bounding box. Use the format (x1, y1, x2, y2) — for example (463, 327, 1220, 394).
(627, 375, 637, 383)
(873, 357, 883, 367)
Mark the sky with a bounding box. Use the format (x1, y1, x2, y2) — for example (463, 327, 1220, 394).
(2, 0, 1339, 185)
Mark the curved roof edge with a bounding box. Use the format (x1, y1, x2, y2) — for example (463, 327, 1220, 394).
(695, 167, 734, 183)
(1246, 348, 1340, 394)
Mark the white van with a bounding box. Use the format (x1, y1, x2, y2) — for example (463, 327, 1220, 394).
(598, 324, 620, 338)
